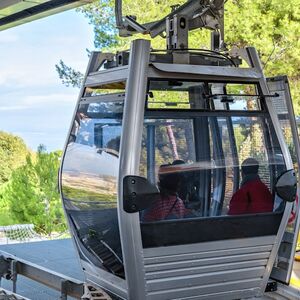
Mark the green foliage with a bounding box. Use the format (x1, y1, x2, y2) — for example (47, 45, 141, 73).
(225, 0, 300, 112)
(55, 59, 84, 88)
(2, 146, 66, 234)
(0, 183, 17, 225)
(79, 0, 119, 49)
(0, 131, 28, 185)
(58, 0, 300, 113)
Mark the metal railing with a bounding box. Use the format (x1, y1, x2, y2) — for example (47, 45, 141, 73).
(0, 250, 83, 299)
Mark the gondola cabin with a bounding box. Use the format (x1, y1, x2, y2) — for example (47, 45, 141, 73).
(59, 40, 300, 299)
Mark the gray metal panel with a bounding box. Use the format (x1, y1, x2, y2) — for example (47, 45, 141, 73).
(168, 288, 261, 300)
(145, 249, 271, 274)
(85, 67, 128, 88)
(149, 63, 262, 82)
(143, 236, 275, 299)
(144, 235, 275, 258)
(146, 279, 262, 300)
(146, 259, 268, 280)
(147, 267, 265, 291)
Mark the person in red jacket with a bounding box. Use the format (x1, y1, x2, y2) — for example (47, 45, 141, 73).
(228, 158, 273, 215)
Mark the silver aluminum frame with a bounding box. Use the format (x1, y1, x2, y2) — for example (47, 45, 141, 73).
(149, 63, 262, 81)
(245, 47, 295, 294)
(278, 78, 300, 283)
(85, 66, 128, 88)
(118, 39, 151, 299)
(267, 76, 300, 284)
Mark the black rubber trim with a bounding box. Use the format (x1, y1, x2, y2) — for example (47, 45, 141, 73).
(141, 212, 283, 248)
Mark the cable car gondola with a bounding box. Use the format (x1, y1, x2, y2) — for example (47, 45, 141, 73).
(59, 1, 300, 299)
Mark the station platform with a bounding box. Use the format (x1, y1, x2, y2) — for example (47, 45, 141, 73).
(0, 239, 84, 299)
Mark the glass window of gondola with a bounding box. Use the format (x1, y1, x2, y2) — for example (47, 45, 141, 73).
(61, 84, 125, 278)
(140, 79, 286, 220)
(137, 79, 287, 249)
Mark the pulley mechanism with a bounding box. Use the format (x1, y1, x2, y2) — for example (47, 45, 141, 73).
(115, 0, 225, 51)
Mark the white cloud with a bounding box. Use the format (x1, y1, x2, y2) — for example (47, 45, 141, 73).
(0, 9, 93, 150)
(0, 105, 26, 111)
(0, 91, 78, 111)
(0, 67, 55, 87)
(0, 32, 19, 43)
(14, 131, 46, 136)
(22, 93, 77, 106)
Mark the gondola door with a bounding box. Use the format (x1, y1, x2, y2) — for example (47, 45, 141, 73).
(119, 40, 297, 299)
(267, 76, 300, 284)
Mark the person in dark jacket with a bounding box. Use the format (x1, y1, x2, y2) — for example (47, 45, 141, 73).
(143, 160, 191, 221)
(228, 158, 273, 215)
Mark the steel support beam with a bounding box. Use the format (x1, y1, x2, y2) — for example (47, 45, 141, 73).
(0, 251, 83, 299)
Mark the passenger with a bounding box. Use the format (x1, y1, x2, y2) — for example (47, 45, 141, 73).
(228, 158, 273, 215)
(143, 160, 191, 221)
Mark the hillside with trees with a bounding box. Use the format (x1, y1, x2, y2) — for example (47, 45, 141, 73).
(0, 133, 66, 234)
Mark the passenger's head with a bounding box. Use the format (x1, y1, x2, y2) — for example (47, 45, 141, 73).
(158, 160, 185, 194)
(241, 158, 259, 177)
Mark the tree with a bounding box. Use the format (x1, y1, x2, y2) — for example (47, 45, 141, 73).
(56, 0, 300, 113)
(3, 145, 66, 234)
(0, 131, 28, 185)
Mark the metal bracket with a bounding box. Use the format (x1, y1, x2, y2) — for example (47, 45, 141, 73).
(81, 284, 112, 300)
(0, 288, 28, 300)
(0, 256, 10, 280)
(265, 280, 277, 293)
(10, 261, 17, 294)
(115, 0, 225, 49)
(166, 14, 190, 64)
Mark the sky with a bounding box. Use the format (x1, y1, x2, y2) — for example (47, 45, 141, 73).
(0, 8, 95, 152)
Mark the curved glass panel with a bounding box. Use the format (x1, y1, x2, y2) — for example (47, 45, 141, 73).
(61, 97, 124, 278)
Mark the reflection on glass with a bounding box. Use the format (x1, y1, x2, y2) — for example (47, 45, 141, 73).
(61, 99, 124, 278)
(140, 115, 286, 222)
(147, 80, 260, 111)
(63, 101, 123, 206)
